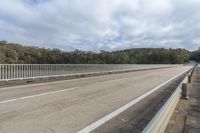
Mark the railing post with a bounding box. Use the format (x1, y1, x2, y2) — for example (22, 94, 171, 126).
(22, 65, 24, 79)
(50, 64, 52, 76)
(39, 64, 41, 76)
(181, 83, 188, 99)
(8, 64, 10, 80)
(191, 68, 194, 76)
(0, 64, 1, 80)
(18, 65, 20, 79)
(188, 74, 191, 83)
(16, 65, 18, 79)
(5, 65, 7, 80)
(31, 64, 33, 78)
(1, 64, 3, 80)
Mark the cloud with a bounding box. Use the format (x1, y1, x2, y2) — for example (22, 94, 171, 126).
(0, 0, 200, 51)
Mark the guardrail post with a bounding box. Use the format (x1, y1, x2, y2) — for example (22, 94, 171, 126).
(188, 74, 191, 83)
(181, 83, 188, 99)
(191, 68, 194, 76)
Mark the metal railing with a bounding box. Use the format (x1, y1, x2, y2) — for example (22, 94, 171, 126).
(0, 64, 177, 81)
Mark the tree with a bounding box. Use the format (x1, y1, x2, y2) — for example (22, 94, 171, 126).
(0, 40, 191, 64)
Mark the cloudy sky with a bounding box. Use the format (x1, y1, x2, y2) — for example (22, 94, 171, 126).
(0, 0, 200, 51)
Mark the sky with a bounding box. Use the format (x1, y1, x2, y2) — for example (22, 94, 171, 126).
(0, 0, 200, 51)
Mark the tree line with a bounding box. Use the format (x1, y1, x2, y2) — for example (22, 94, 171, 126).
(190, 48, 200, 62)
(0, 41, 192, 64)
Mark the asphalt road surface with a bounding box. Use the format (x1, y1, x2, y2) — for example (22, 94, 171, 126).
(0, 66, 192, 133)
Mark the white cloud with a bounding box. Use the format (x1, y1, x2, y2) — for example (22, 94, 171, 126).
(0, 0, 200, 51)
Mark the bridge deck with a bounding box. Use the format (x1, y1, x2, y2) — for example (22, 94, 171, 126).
(0, 66, 191, 133)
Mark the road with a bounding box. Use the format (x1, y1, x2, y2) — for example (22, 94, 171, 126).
(0, 66, 191, 133)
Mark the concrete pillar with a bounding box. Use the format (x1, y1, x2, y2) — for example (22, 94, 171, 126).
(181, 83, 188, 99)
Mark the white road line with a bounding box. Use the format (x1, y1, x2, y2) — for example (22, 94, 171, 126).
(0, 87, 78, 104)
(0, 74, 125, 91)
(76, 67, 192, 133)
(0, 77, 93, 91)
(0, 77, 129, 91)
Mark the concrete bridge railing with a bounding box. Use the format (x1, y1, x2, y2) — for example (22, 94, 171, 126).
(0, 64, 178, 81)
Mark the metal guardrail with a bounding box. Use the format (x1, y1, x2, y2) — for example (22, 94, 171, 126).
(142, 66, 194, 133)
(0, 64, 177, 81)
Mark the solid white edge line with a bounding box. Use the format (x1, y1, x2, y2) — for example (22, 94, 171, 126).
(142, 68, 193, 133)
(0, 87, 78, 104)
(76, 66, 192, 133)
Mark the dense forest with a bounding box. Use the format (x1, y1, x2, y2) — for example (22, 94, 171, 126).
(190, 49, 200, 62)
(0, 41, 195, 64)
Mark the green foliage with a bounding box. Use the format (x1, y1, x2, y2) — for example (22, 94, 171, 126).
(0, 41, 190, 64)
(190, 50, 200, 62)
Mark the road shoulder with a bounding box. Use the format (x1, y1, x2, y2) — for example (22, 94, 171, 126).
(166, 66, 200, 133)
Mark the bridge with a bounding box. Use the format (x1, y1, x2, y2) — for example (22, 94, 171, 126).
(0, 64, 197, 133)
